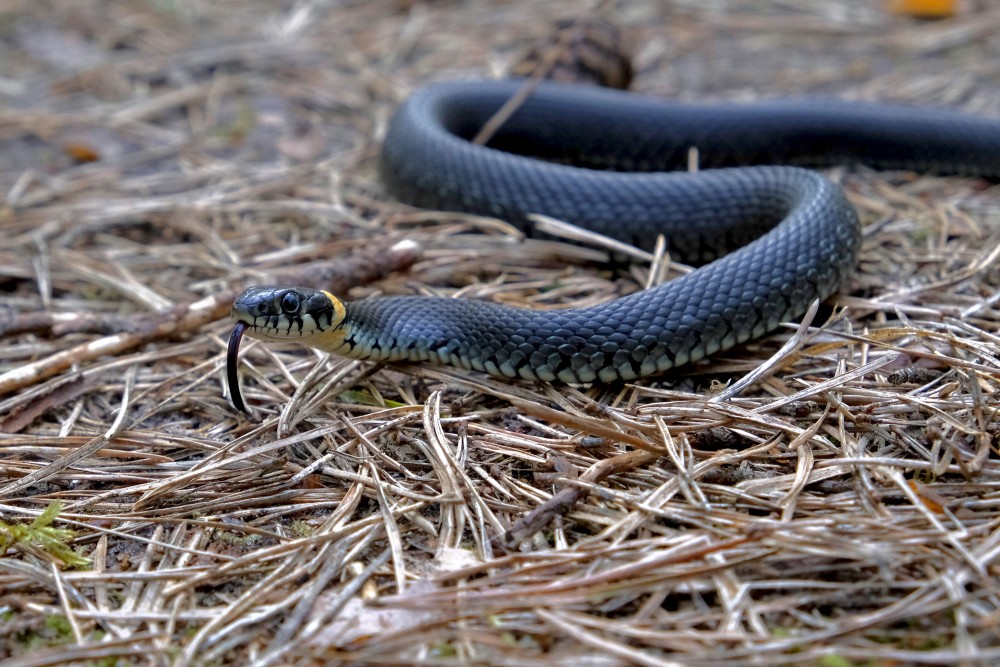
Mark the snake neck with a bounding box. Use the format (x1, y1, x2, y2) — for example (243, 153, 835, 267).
(334, 298, 450, 364)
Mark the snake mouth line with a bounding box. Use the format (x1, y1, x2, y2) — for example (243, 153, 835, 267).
(227, 321, 250, 413)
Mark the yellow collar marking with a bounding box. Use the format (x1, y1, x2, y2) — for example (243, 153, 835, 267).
(310, 290, 351, 354)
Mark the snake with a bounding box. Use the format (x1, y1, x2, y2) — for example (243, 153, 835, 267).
(227, 79, 1000, 411)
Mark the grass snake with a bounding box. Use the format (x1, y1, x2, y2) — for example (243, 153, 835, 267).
(228, 80, 1000, 408)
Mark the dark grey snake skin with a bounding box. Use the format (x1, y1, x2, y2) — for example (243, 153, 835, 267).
(236, 80, 1000, 383)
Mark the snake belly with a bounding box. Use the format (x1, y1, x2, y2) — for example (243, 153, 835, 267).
(236, 80, 1000, 384)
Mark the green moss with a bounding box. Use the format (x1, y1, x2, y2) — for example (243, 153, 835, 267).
(289, 520, 315, 537)
(92, 658, 137, 667)
(214, 103, 256, 145)
(10, 614, 74, 652)
(44, 614, 73, 636)
(213, 529, 261, 546)
(429, 641, 458, 657)
(0, 502, 90, 568)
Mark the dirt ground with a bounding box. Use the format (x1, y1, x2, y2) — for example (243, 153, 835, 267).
(2, 0, 1000, 665)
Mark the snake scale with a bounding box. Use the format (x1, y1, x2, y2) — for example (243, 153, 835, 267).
(228, 79, 1000, 409)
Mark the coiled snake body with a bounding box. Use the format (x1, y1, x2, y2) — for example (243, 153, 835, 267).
(229, 80, 1000, 407)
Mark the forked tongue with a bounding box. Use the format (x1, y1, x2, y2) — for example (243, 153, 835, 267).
(227, 322, 250, 413)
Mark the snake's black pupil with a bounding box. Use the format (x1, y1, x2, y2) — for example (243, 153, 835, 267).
(280, 292, 300, 314)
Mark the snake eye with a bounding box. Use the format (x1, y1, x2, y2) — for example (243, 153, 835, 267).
(279, 291, 301, 315)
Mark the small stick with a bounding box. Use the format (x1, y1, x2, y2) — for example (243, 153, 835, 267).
(492, 449, 661, 552)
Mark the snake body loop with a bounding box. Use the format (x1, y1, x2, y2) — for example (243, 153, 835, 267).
(231, 80, 1000, 385)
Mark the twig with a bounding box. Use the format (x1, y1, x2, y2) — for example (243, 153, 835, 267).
(492, 448, 661, 551)
(470, 3, 608, 146)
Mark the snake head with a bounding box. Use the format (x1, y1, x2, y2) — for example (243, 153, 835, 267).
(227, 286, 349, 413)
(230, 286, 347, 343)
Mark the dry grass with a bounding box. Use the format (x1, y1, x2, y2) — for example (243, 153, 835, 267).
(2, 0, 1000, 665)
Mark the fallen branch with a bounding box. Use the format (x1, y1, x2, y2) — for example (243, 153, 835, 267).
(0, 241, 420, 399)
